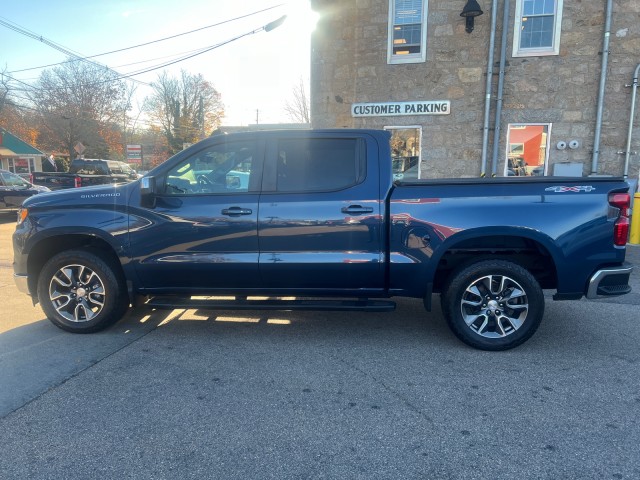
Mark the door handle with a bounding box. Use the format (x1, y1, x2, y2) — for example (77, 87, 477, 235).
(221, 207, 253, 216)
(341, 205, 374, 215)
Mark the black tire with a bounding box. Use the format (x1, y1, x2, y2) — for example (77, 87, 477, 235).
(37, 249, 129, 333)
(441, 259, 544, 351)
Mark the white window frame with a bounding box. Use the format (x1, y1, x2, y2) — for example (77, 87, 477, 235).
(384, 125, 422, 179)
(504, 123, 552, 177)
(513, 0, 563, 57)
(387, 0, 428, 65)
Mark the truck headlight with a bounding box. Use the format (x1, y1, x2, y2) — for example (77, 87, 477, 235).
(17, 208, 28, 226)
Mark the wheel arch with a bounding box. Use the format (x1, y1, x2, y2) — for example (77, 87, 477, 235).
(26, 231, 125, 299)
(429, 228, 561, 294)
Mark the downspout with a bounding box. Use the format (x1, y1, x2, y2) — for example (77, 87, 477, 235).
(591, 0, 613, 175)
(490, 0, 510, 176)
(622, 63, 640, 179)
(480, 0, 499, 177)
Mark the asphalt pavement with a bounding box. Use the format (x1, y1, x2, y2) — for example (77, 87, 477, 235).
(1, 210, 639, 479)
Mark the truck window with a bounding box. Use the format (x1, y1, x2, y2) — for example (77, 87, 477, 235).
(72, 161, 109, 175)
(163, 141, 256, 195)
(276, 138, 364, 192)
(1, 171, 30, 187)
(107, 161, 124, 174)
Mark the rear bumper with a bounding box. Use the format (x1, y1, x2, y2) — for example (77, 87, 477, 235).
(585, 263, 633, 299)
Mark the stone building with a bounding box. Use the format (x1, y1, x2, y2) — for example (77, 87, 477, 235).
(310, 0, 640, 181)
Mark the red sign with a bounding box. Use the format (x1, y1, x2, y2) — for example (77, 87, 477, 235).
(127, 144, 142, 161)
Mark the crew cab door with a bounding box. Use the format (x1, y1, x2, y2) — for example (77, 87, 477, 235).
(258, 133, 384, 293)
(130, 138, 262, 291)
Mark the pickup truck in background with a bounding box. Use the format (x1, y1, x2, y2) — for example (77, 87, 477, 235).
(30, 158, 138, 190)
(12, 129, 633, 350)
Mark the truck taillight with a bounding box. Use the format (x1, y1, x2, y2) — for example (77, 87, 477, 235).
(609, 192, 630, 246)
(74, 176, 82, 188)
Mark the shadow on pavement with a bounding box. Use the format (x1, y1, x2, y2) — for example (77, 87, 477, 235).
(0, 307, 175, 418)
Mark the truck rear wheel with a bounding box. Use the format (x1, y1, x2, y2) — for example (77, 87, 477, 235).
(441, 260, 544, 351)
(37, 250, 129, 333)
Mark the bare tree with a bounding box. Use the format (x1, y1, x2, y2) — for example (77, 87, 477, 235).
(284, 77, 310, 124)
(30, 59, 128, 160)
(0, 67, 12, 114)
(0, 79, 6, 114)
(145, 70, 224, 154)
(0, 69, 40, 145)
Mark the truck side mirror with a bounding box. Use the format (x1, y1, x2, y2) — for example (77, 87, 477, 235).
(140, 176, 156, 208)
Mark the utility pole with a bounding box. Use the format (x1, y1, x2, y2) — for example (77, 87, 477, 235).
(199, 95, 205, 139)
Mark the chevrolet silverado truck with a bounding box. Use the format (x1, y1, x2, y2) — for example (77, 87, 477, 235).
(12, 129, 633, 350)
(30, 158, 138, 190)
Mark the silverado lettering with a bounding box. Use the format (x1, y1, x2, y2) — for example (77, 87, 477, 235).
(80, 193, 121, 198)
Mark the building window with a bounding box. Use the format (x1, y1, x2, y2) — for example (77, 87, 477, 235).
(385, 126, 422, 180)
(14, 158, 30, 175)
(505, 124, 551, 177)
(513, 0, 563, 57)
(387, 0, 428, 64)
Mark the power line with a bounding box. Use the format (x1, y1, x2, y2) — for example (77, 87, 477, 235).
(2, 17, 286, 95)
(2, 4, 284, 75)
(0, 17, 148, 87)
(113, 24, 279, 81)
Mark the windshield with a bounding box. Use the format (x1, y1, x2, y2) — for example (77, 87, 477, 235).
(1, 171, 30, 188)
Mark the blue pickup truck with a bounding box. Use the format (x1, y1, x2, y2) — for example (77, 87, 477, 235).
(12, 129, 633, 350)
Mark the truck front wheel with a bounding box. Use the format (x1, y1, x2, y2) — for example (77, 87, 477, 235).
(37, 250, 129, 333)
(441, 260, 544, 351)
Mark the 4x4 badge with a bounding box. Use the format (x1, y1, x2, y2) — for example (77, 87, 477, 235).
(545, 186, 596, 192)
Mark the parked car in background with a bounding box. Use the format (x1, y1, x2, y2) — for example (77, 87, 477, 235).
(0, 169, 50, 210)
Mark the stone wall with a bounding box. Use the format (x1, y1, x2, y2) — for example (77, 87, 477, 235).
(310, 0, 640, 180)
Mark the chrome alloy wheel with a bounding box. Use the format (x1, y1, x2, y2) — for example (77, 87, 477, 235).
(48, 264, 106, 322)
(460, 274, 529, 339)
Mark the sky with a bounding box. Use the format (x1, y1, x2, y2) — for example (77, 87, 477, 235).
(0, 0, 316, 126)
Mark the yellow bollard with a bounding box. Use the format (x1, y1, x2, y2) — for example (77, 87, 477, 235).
(630, 192, 640, 244)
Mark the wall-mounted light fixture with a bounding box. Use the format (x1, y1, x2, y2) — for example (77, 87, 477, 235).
(460, 0, 484, 33)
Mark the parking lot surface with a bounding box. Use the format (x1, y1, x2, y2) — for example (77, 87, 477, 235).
(1, 210, 639, 479)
